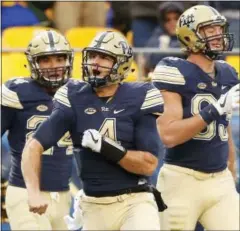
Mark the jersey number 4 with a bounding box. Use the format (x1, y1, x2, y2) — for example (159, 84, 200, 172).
(191, 94, 229, 141)
(26, 115, 73, 155)
(99, 118, 117, 141)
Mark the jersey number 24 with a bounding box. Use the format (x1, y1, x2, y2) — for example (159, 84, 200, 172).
(26, 115, 73, 155)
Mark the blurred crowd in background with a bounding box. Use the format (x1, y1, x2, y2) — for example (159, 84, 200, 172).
(2, 1, 240, 77)
(1, 1, 240, 228)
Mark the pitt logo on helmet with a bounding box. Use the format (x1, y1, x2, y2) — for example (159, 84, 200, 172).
(179, 14, 195, 27)
(176, 5, 234, 60)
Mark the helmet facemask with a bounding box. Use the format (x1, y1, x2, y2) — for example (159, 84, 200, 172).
(82, 48, 129, 88)
(197, 19, 234, 60)
(25, 30, 74, 89)
(176, 6, 235, 60)
(26, 51, 74, 89)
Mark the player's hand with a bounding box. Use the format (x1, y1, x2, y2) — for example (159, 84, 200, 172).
(64, 190, 83, 230)
(81, 129, 102, 153)
(214, 83, 240, 115)
(28, 193, 48, 215)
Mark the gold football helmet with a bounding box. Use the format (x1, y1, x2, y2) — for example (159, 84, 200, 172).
(176, 5, 234, 59)
(25, 30, 74, 88)
(82, 31, 133, 88)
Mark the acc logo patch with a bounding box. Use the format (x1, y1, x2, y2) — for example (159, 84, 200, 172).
(197, 82, 207, 89)
(84, 107, 97, 115)
(36, 105, 48, 112)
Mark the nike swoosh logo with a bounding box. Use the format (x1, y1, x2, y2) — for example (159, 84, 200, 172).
(114, 109, 125, 114)
(221, 86, 227, 90)
(220, 93, 228, 107)
(89, 131, 98, 144)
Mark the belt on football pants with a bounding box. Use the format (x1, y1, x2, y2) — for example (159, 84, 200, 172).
(85, 184, 167, 212)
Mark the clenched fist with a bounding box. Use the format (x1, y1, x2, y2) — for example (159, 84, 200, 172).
(28, 193, 48, 215)
(81, 129, 102, 153)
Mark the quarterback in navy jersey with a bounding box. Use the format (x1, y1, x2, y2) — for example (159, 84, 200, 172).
(153, 5, 240, 231)
(1, 30, 74, 230)
(21, 31, 166, 230)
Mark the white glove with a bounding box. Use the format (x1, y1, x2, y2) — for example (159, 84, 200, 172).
(64, 190, 84, 231)
(81, 129, 102, 153)
(214, 83, 240, 115)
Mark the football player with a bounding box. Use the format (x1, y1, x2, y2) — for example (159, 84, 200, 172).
(1, 30, 74, 230)
(21, 31, 167, 230)
(152, 5, 240, 231)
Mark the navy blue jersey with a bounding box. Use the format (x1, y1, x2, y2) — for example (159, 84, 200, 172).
(152, 57, 240, 172)
(1, 77, 73, 191)
(34, 79, 164, 194)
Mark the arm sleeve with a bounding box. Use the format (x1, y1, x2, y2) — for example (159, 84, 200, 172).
(1, 106, 17, 136)
(134, 114, 164, 158)
(33, 85, 75, 150)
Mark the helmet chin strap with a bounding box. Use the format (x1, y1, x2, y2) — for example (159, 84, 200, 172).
(89, 74, 119, 89)
(85, 63, 120, 88)
(203, 46, 222, 60)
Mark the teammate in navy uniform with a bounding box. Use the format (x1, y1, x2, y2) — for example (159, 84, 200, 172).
(21, 31, 166, 230)
(152, 5, 240, 231)
(1, 30, 74, 230)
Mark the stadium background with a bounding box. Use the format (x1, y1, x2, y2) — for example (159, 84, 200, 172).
(1, 1, 239, 231)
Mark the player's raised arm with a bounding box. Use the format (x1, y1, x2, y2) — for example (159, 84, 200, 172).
(21, 86, 74, 214)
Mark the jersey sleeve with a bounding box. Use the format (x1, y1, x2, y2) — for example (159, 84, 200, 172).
(152, 57, 186, 94)
(134, 114, 164, 157)
(223, 61, 240, 86)
(33, 84, 75, 150)
(1, 81, 23, 135)
(140, 83, 164, 116)
(1, 82, 24, 109)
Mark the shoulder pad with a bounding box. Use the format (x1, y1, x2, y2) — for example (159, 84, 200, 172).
(216, 60, 239, 75)
(67, 79, 87, 89)
(216, 60, 240, 85)
(122, 81, 145, 89)
(0, 78, 28, 109)
(54, 79, 87, 107)
(152, 57, 186, 85)
(54, 85, 71, 108)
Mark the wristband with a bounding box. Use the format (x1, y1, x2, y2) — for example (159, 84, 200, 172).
(100, 137, 127, 163)
(199, 104, 220, 125)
